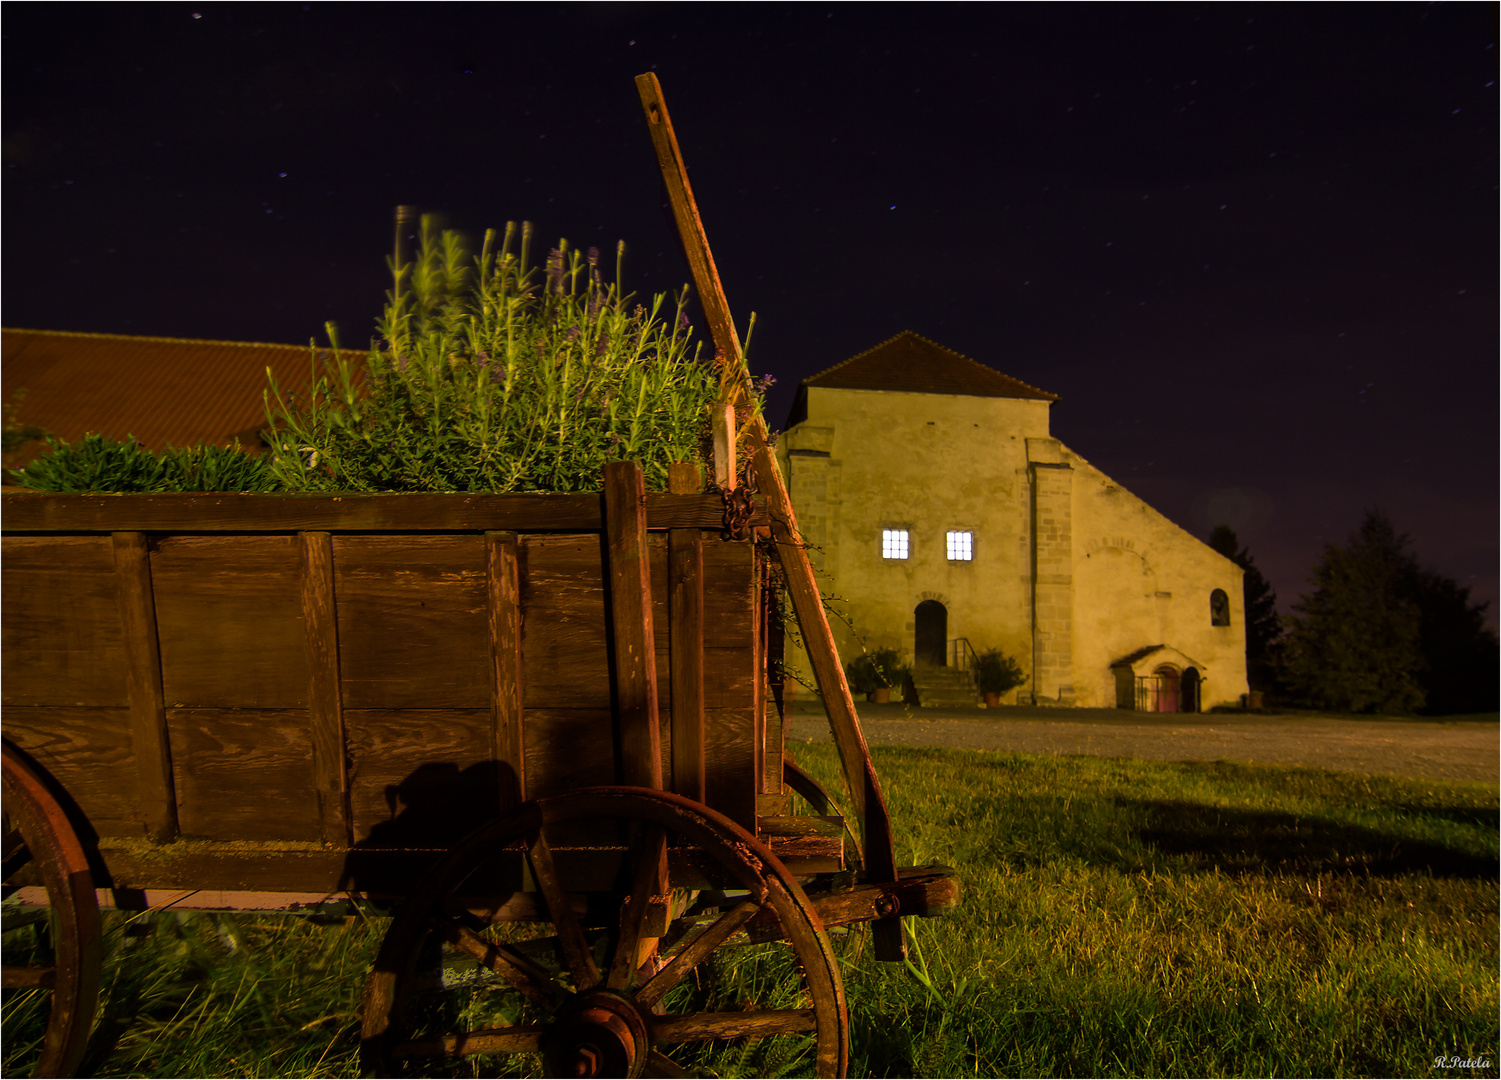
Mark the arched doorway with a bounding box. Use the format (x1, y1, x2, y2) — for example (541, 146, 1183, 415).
(1181, 667, 1201, 713)
(914, 600, 947, 666)
(1154, 665, 1180, 713)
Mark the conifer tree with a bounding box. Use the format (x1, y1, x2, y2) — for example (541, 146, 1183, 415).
(1208, 525, 1282, 694)
(1282, 511, 1425, 713)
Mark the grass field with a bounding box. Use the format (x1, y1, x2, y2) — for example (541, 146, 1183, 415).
(4, 744, 1497, 1077)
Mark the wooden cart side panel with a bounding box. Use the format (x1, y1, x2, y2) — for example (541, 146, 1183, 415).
(166, 708, 321, 842)
(1, 536, 130, 707)
(333, 535, 490, 709)
(1, 707, 141, 836)
(151, 536, 307, 709)
(521, 706, 622, 802)
(344, 708, 498, 847)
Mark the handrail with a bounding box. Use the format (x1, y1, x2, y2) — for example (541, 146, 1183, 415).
(949, 639, 979, 691)
(949, 638, 978, 672)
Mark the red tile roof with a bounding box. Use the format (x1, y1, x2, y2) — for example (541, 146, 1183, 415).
(2, 328, 355, 464)
(800, 331, 1057, 401)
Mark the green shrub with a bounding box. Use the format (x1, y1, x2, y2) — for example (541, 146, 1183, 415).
(7, 434, 275, 493)
(264, 217, 733, 494)
(974, 647, 1025, 695)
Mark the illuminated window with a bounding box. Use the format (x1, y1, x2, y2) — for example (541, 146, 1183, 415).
(882, 530, 909, 560)
(946, 531, 973, 561)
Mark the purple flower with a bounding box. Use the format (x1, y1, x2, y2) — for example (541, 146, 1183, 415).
(586, 246, 600, 267)
(565, 325, 581, 341)
(546, 248, 565, 295)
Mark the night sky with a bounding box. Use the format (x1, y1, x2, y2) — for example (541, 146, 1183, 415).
(4, 4, 1496, 625)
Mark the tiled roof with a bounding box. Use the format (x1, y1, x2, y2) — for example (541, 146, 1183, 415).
(2, 328, 355, 462)
(800, 331, 1057, 401)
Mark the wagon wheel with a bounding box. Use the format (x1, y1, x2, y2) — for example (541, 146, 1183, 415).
(1, 741, 102, 1079)
(361, 786, 848, 1078)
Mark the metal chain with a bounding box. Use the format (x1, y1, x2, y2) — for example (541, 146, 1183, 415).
(719, 458, 758, 541)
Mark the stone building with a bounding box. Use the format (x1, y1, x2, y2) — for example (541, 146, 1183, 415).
(776, 331, 1247, 711)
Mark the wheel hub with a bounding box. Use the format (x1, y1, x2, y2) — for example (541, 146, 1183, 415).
(542, 989, 649, 1078)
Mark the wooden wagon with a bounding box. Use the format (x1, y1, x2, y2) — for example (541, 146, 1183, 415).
(1, 77, 960, 1078)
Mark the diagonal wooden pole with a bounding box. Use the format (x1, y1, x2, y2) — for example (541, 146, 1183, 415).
(634, 73, 905, 960)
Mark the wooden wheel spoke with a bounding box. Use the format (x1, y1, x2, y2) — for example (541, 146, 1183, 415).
(607, 822, 668, 992)
(1, 907, 50, 932)
(1, 963, 57, 989)
(526, 829, 600, 991)
(426, 917, 565, 1009)
(634, 897, 761, 1010)
(646, 1048, 692, 1077)
(2, 827, 31, 882)
(652, 1008, 818, 1044)
(391, 1023, 544, 1059)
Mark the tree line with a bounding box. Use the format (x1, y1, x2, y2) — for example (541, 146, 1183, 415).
(1211, 511, 1498, 716)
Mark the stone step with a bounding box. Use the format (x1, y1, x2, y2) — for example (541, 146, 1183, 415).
(908, 666, 978, 707)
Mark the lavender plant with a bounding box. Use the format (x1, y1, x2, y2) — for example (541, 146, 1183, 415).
(264, 217, 729, 493)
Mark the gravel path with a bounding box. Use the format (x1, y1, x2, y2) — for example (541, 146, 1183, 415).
(785, 703, 1500, 785)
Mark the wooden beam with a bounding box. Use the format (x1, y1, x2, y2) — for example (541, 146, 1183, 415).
(634, 73, 905, 957)
(667, 463, 705, 803)
(602, 462, 663, 790)
(711, 403, 737, 490)
(634, 72, 744, 396)
(0, 491, 765, 535)
(111, 532, 177, 842)
(300, 532, 349, 847)
(487, 531, 525, 810)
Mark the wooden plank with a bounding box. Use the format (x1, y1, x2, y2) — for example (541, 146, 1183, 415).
(752, 552, 766, 814)
(344, 708, 498, 846)
(301, 532, 349, 846)
(520, 707, 621, 802)
(334, 536, 489, 709)
(602, 462, 663, 790)
(700, 537, 758, 649)
(668, 525, 705, 803)
(759, 816, 843, 875)
(487, 531, 525, 810)
(761, 559, 784, 798)
(151, 536, 307, 709)
(1, 491, 765, 534)
(1, 707, 139, 835)
(113, 532, 177, 841)
(165, 709, 321, 842)
(704, 706, 756, 832)
(668, 453, 706, 804)
(2, 537, 130, 707)
(93, 839, 445, 897)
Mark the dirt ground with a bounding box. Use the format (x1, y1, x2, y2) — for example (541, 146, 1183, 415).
(785, 701, 1501, 785)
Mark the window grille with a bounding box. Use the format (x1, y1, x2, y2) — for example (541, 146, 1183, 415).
(882, 530, 909, 560)
(946, 531, 973, 561)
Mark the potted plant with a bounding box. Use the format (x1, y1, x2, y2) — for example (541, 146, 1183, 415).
(974, 648, 1025, 707)
(845, 647, 908, 703)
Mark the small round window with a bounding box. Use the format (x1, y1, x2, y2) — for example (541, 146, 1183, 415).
(1210, 588, 1231, 626)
